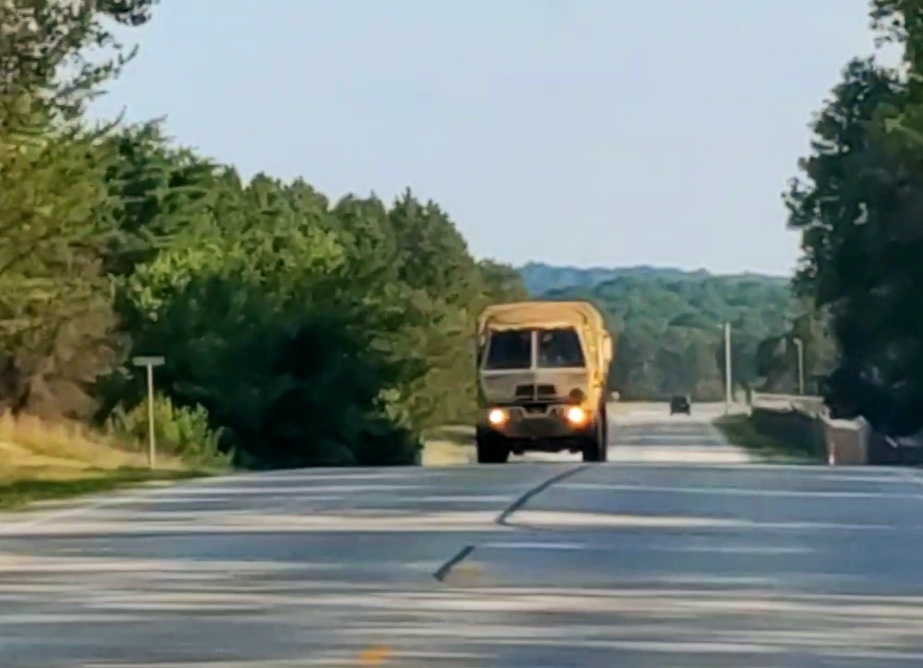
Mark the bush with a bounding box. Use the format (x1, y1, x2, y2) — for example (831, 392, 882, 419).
(107, 394, 230, 468)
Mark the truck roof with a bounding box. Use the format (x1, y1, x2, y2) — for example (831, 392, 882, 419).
(477, 300, 607, 333)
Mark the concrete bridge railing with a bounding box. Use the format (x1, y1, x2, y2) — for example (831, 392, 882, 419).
(748, 392, 923, 466)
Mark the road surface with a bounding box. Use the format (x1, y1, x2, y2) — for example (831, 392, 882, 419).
(1, 403, 922, 666)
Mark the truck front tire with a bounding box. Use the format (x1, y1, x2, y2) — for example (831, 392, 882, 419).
(581, 413, 608, 463)
(476, 429, 510, 464)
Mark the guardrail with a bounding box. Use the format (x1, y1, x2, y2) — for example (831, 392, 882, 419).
(750, 391, 826, 416)
(746, 392, 923, 466)
(748, 392, 863, 464)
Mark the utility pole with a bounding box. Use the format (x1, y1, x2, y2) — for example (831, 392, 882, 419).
(724, 321, 732, 413)
(132, 356, 165, 469)
(793, 337, 804, 396)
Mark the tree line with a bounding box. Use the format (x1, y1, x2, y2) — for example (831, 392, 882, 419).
(536, 269, 799, 401)
(0, 1, 527, 468)
(778, 0, 923, 436)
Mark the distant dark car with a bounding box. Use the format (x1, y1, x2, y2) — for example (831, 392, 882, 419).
(669, 395, 691, 415)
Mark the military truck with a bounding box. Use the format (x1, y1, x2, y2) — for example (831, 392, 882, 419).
(474, 300, 614, 464)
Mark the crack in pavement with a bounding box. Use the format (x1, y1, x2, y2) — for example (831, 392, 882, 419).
(432, 464, 590, 582)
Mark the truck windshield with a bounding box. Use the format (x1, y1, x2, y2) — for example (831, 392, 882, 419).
(483, 330, 532, 370)
(483, 327, 586, 369)
(537, 328, 585, 368)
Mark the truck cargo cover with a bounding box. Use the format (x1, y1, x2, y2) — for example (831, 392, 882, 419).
(477, 300, 606, 333)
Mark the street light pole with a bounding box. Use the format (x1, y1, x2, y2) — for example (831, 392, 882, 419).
(724, 321, 732, 413)
(793, 337, 804, 395)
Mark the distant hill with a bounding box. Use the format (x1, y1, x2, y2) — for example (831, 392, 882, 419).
(515, 263, 796, 401)
(519, 261, 789, 296)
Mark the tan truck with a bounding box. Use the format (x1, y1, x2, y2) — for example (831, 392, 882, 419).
(474, 300, 614, 463)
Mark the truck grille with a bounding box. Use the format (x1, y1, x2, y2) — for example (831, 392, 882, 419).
(514, 384, 558, 400)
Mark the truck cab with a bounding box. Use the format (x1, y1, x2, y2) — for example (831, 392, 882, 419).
(475, 301, 614, 464)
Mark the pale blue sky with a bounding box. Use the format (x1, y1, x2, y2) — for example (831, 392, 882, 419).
(92, 0, 895, 276)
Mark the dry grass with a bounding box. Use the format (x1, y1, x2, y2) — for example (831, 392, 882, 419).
(421, 425, 476, 466)
(0, 411, 187, 477)
(0, 411, 198, 510)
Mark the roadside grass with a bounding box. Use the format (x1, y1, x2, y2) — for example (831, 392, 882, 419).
(0, 469, 205, 512)
(420, 425, 475, 466)
(0, 412, 215, 511)
(713, 414, 818, 463)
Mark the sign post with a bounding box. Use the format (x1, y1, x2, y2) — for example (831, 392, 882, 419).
(132, 356, 165, 469)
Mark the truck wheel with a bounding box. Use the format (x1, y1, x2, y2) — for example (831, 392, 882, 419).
(581, 419, 606, 463)
(599, 403, 610, 458)
(476, 430, 510, 464)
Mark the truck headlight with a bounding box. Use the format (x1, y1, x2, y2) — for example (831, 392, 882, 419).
(565, 406, 587, 425)
(488, 408, 507, 425)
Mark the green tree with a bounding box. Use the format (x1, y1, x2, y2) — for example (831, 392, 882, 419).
(785, 44, 923, 433)
(1, 0, 155, 118)
(0, 99, 124, 418)
(112, 185, 429, 466)
(0, 0, 156, 418)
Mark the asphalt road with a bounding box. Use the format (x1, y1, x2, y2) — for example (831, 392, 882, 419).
(1, 404, 923, 666)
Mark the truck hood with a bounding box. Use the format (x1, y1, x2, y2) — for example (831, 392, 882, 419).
(479, 369, 590, 404)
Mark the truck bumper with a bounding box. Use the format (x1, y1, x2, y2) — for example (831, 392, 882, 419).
(477, 404, 600, 453)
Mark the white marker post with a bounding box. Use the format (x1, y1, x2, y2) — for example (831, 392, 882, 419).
(132, 356, 165, 469)
(723, 321, 732, 414)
